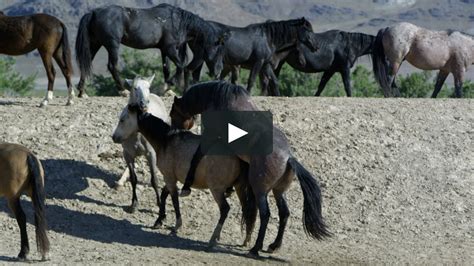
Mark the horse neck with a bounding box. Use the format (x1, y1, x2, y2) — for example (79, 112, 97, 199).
(348, 32, 375, 56)
(263, 22, 300, 51)
(136, 113, 171, 148)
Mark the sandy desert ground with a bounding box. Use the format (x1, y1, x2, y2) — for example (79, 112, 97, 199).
(0, 96, 472, 264)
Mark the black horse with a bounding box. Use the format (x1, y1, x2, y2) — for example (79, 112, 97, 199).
(75, 4, 227, 97)
(274, 30, 375, 96)
(172, 18, 317, 95)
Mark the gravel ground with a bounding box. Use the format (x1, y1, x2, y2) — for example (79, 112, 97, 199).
(0, 96, 472, 264)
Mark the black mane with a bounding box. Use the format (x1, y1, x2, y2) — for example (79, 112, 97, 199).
(345, 32, 375, 55)
(257, 18, 311, 48)
(181, 81, 249, 114)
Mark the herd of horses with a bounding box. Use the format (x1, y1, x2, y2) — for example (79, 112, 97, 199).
(1, 2, 473, 262)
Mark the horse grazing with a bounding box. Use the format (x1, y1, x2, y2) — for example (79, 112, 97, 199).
(114, 79, 256, 248)
(0, 143, 49, 261)
(274, 30, 374, 96)
(0, 11, 74, 107)
(75, 4, 227, 97)
(373, 22, 474, 98)
(169, 81, 331, 257)
(183, 18, 317, 96)
(112, 75, 168, 213)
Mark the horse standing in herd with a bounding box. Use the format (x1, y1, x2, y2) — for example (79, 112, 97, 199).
(0, 11, 74, 107)
(372, 22, 474, 98)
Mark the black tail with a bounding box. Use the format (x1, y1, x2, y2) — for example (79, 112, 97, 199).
(75, 12, 94, 79)
(27, 154, 50, 259)
(235, 161, 257, 236)
(372, 28, 391, 97)
(288, 157, 331, 240)
(59, 23, 73, 75)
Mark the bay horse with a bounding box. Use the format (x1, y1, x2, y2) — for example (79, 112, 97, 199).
(176, 18, 317, 96)
(112, 77, 256, 248)
(274, 30, 375, 97)
(75, 4, 227, 97)
(372, 22, 474, 98)
(0, 11, 74, 107)
(168, 81, 331, 257)
(0, 143, 49, 261)
(112, 75, 168, 213)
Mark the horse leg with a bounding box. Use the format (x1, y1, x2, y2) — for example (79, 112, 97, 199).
(153, 187, 169, 228)
(431, 70, 449, 98)
(146, 150, 161, 207)
(262, 64, 280, 96)
(77, 43, 101, 98)
(453, 70, 464, 98)
(231, 66, 240, 84)
(249, 191, 270, 257)
(126, 160, 139, 213)
(341, 66, 352, 97)
(161, 54, 172, 89)
(315, 70, 335, 96)
(116, 167, 130, 188)
(247, 60, 264, 93)
(192, 63, 203, 84)
(53, 50, 75, 106)
(170, 186, 182, 232)
(105, 44, 128, 96)
(259, 72, 269, 96)
(267, 191, 290, 253)
(38, 50, 56, 107)
(8, 197, 29, 260)
(208, 191, 230, 248)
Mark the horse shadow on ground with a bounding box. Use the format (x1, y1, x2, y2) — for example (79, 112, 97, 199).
(0, 159, 286, 262)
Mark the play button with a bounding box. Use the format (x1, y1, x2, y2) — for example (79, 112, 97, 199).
(201, 111, 273, 156)
(228, 123, 248, 143)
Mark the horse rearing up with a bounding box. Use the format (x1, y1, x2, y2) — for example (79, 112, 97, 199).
(113, 77, 256, 248)
(372, 22, 474, 98)
(0, 143, 50, 261)
(0, 11, 74, 107)
(168, 81, 331, 257)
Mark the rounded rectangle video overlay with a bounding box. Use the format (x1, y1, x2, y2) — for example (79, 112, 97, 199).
(201, 111, 273, 156)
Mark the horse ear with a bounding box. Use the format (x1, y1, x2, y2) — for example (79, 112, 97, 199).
(147, 74, 155, 84)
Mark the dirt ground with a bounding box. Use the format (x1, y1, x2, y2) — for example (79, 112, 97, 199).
(0, 96, 472, 265)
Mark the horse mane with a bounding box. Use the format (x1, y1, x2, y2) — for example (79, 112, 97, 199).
(181, 81, 249, 113)
(447, 29, 474, 39)
(257, 18, 311, 48)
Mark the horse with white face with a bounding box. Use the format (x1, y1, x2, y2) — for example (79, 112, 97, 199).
(373, 22, 474, 98)
(112, 75, 169, 213)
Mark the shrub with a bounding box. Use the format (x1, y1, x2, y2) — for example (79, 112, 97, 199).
(0, 57, 36, 97)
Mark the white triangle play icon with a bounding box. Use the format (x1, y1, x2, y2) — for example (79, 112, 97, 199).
(228, 123, 248, 143)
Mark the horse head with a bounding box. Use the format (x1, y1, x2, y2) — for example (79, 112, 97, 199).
(170, 96, 195, 130)
(297, 18, 318, 52)
(126, 75, 155, 112)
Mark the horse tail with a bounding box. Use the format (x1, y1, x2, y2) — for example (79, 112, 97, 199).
(372, 28, 391, 96)
(59, 23, 74, 75)
(27, 153, 50, 259)
(236, 161, 257, 236)
(288, 157, 331, 240)
(76, 12, 94, 78)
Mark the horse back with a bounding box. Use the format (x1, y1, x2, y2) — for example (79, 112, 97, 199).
(0, 143, 32, 198)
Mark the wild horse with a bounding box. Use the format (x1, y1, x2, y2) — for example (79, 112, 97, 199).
(0, 11, 74, 107)
(274, 30, 375, 97)
(75, 4, 227, 97)
(168, 81, 331, 257)
(372, 22, 474, 98)
(0, 143, 49, 261)
(113, 77, 256, 248)
(175, 18, 317, 96)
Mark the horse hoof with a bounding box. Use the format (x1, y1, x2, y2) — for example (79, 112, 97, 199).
(179, 189, 191, 197)
(114, 182, 124, 190)
(41, 253, 50, 261)
(126, 205, 137, 213)
(66, 100, 74, 106)
(267, 244, 279, 254)
(78, 93, 89, 98)
(39, 101, 48, 108)
(246, 249, 260, 259)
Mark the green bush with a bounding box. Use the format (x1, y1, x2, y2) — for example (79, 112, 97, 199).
(0, 57, 36, 97)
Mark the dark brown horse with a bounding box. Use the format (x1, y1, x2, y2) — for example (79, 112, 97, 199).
(0, 143, 49, 261)
(168, 81, 331, 257)
(0, 11, 74, 107)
